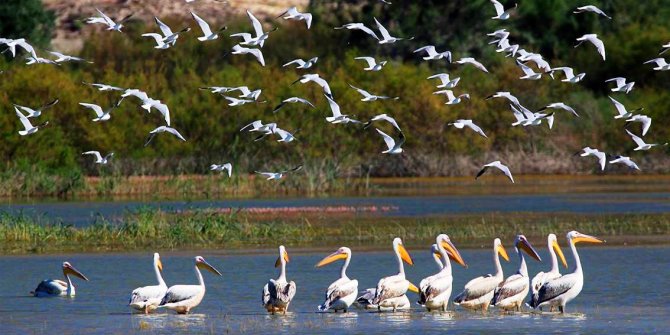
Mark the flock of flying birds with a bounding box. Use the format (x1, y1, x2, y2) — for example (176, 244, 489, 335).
(2, 1, 667, 182)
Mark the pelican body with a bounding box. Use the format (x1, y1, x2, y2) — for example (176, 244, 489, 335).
(316, 247, 358, 312)
(532, 231, 604, 313)
(454, 238, 510, 311)
(418, 234, 467, 311)
(129, 253, 167, 314)
(263, 245, 297, 314)
(491, 235, 542, 310)
(529, 234, 568, 310)
(370, 237, 419, 311)
(158, 256, 221, 314)
(32, 262, 89, 297)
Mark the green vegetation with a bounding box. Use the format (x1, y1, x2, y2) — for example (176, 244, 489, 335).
(0, 0, 54, 47)
(0, 209, 667, 254)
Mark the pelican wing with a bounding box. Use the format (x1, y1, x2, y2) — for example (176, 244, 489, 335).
(492, 273, 527, 305)
(419, 272, 452, 304)
(535, 273, 576, 307)
(372, 274, 409, 304)
(268, 279, 297, 304)
(321, 278, 358, 310)
(160, 285, 201, 305)
(34, 279, 67, 296)
(455, 275, 500, 303)
(129, 284, 167, 306)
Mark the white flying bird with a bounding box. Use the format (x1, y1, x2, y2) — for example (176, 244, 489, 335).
(191, 12, 226, 41)
(548, 67, 585, 83)
(364, 114, 401, 132)
(240, 120, 276, 134)
(355, 56, 387, 71)
(121, 89, 150, 102)
(271, 128, 297, 143)
(15, 108, 48, 136)
(609, 156, 640, 170)
(283, 57, 318, 69)
(85, 8, 133, 32)
(490, 0, 517, 20)
(25, 55, 59, 66)
(334, 23, 380, 41)
(231, 86, 263, 101)
(276, 7, 312, 29)
(516, 60, 542, 80)
(324, 95, 360, 124)
(661, 42, 670, 55)
(210, 163, 232, 177)
(577, 147, 607, 171)
(349, 84, 398, 101)
(144, 126, 186, 146)
(0, 38, 37, 58)
(79, 102, 119, 122)
(231, 10, 274, 47)
(373, 17, 413, 44)
(376, 129, 405, 154)
(141, 32, 170, 49)
(427, 73, 461, 89)
(575, 34, 606, 61)
(455, 57, 489, 73)
(447, 119, 487, 138)
(625, 129, 667, 151)
(625, 114, 652, 136)
(272, 97, 315, 113)
(413, 45, 452, 62)
(644, 58, 670, 71)
(153, 17, 190, 46)
(83, 82, 123, 92)
(574, 5, 611, 19)
(605, 77, 635, 94)
(13, 98, 59, 118)
(199, 86, 236, 94)
(609, 96, 643, 119)
(476, 161, 514, 183)
(434, 90, 470, 105)
(231, 44, 265, 66)
(538, 103, 579, 117)
(292, 74, 333, 99)
(142, 100, 171, 126)
(486, 91, 521, 107)
(255, 165, 303, 181)
(82, 151, 114, 164)
(48, 51, 92, 64)
(224, 96, 258, 106)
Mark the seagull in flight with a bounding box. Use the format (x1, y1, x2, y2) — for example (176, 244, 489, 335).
(605, 77, 634, 94)
(644, 58, 670, 71)
(575, 34, 606, 61)
(199, 86, 237, 94)
(455, 57, 489, 73)
(224, 96, 260, 106)
(272, 97, 315, 113)
(660, 42, 670, 55)
(13, 98, 59, 118)
(538, 102, 579, 117)
(25, 55, 59, 66)
(191, 12, 226, 41)
(490, 0, 517, 20)
(349, 84, 398, 101)
(276, 7, 312, 29)
(82, 151, 114, 164)
(625, 129, 667, 151)
(574, 5, 611, 19)
(230, 86, 263, 101)
(231, 44, 265, 66)
(609, 96, 643, 119)
(240, 120, 276, 134)
(292, 74, 333, 99)
(364, 114, 401, 132)
(376, 129, 404, 154)
(211, 163, 232, 177)
(373, 17, 413, 44)
(548, 67, 585, 83)
(609, 156, 640, 170)
(142, 33, 170, 49)
(144, 126, 186, 146)
(86, 8, 133, 32)
(413, 46, 452, 62)
(355, 56, 387, 71)
(625, 114, 652, 136)
(427, 73, 460, 89)
(476, 161, 514, 183)
(255, 165, 303, 181)
(486, 91, 521, 107)
(15, 108, 48, 136)
(79, 101, 121, 122)
(0, 38, 37, 58)
(434, 90, 470, 105)
(283, 57, 318, 69)
(447, 119, 487, 138)
(324, 95, 360, 124)
(334, 23, 379, 41)
(48, 51, 92, 64)
(516, 60, 542, 80)
(577, 147, 607, 171)
(231, 10, 274, 48)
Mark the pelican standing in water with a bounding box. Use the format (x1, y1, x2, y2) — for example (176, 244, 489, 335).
(129, 253, 167, 314)
(263, 245, 297, 314)
(316, 247, 358, 312)
(418, 234, 467, 312)
(31, 262, 89, 297)
(531, 231, 604, 313)
(491, 235, 542, 311)
(529, 234, 568, 310)
(454, 238, 510, 311)
(370, 237, 419, 312)
(158, 256, 221, 314)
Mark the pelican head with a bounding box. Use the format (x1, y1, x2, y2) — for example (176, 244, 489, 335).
(195, 256, 222, 276)
(275, 245, 290, 268)
(436, 234, 467, 267)
(154, 252, 163, 272)
(494, 238, 511, 261)
(548, 234, 568, 268)
(515, 235, 542, 261)
(62, 262, 89, 281)
(393, 237, 413, 266)
(315, 246, 350, 267)
(568, 231, 605, 245)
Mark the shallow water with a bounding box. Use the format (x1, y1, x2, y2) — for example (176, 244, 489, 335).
(0, 246, 666, 334)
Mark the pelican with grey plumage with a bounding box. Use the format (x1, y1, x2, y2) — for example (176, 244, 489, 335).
(158, 256, 221, 314)
(263, 245, 297, 314)
(491, 235, 542, 311)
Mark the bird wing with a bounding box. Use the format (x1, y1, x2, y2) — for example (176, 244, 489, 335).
(625, 129, 646, 147)
(82, 151, 103, 161)
(589, 36, 606, 60)
(96, 8, 115, 26)
(492, 274, 527, 305)
(373, 17, 391, 40)
(325, 95, 342, 117)
(414, 45, 435, 54)
(222, 163, 232, 177)
(606, 77, 626, 86)
(374, 114, 401, 131)
(247, 48, 265, 66)
(79, 103, 104, 117)
(467, 121, 487, 138)
(272, 102, 287, 113)
(160, 285, 200, 305)
(491, 0, 505, 15)
(376, 128, 396, 151)
(304, 13, 313, 29)
(312, 77, 332, 96)
(373, 274, 409, 303)
(322, 278, 358, 310)
(191, 12, 213, 36)
(164, 127, 186, 141)
(348, 83, 371, 97)
(355, 57, 376, 67)
(420, 272, 452, 302)
(129, 285, 167, 305)
(247, 10, 264, 38)
(16, 40, 37, 59)
(608, 96, 626, 115)
(475, 166, 490, 180)
(535, 273, 575, 307)
(456, 275, 500, 302)
(154, 103, 171, 126)
(155, 17, 174, 37)
(493, 162, 514, 183)
(296, 97, 315, 108)
(641, 116, 652, 135)
(283, 59, 305, 67)
(516, 60, 535, 76)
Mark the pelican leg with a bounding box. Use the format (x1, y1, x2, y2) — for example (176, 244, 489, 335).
(144, 305, 149, 315)
(559, 305, 564, 314)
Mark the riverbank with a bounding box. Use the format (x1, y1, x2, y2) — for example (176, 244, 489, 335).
(1, 209, 668, 255)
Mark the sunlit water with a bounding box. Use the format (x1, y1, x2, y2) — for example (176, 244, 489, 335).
(0, 246, 667, 334)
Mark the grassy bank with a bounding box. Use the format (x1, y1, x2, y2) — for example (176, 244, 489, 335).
(1, 209, 668, 254)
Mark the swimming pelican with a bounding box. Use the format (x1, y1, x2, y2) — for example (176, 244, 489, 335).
(158, 256, 221, 314)
(418, 234, 467, 312)
(529, 234, 568, 311)
(129, 253, 167, 314)
(316, 247, 358, 312)
(491, 235, 542, 311)
(31, 262, 89, 297)
(263, 245, 297, 314)
(454, 238, 510, 311)
(531, 231, 604, 313)
(371, 237, 419, 311)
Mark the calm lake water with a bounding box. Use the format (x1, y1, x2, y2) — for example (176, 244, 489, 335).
(0, 246, 666, 334)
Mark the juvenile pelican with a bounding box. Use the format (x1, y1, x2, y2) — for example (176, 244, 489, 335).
(418, 234, 467, 312)
(529, 234, 568, 311)
(129, 253, 167, 314)
(158, 256, 221, 314)
(491, 235, 542, 311)
(32, 262, 89, 297)
(263, 245, 297, 314)
(371, 237, 419, 311)
(531, 231, 604, 313)
(316, 247, 358, 312)
(454, 238, 510, 311)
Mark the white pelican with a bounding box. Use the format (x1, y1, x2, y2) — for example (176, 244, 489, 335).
(15, 108, 48, 136)
(447, 119, 488, 138)
(427, 73, 460, 89)
(283, 57, 318, 69)
(491, 235, 542, 310)
(625, 114, 652, 136)
(418, 234, 467, 312)
(355, 56, 387, 71)
(255, 165, 303, 181)
(574, 5, 611, 19)
(276, 7, 313, 29)
(373, 17, 413, 44)
(626, 129, 667, 151)
(263, 245, 297, 314)
(316, 247, 358, 312)
(129, 253, 167, 314)
(609, 155, 640, 170)
(455, 57, 489, 73)
(376, 129, 404, 155)
(272, 97, 315, 113)
(370, 237, 419, 311)
(575, 34, 606, 61)
(210, 163, 232, 177)
(529, 234, 568, 311)
(606, 77, 635, 94)
(31, 262, 89, 297)
(144, 126, 186, 146)
(13, 98, 59, 118)
(577, 147, 607, 170)
(433, 90, 470, 105)
(476, 161, 514, 184)
(82, 151, 114, 164)
(490, 0, 517, 20)
(454, 238, 510, 311)
(644, 58, 670, 71)
(349, 84, 398, 101)
(158, 256, 221, 314)
(531, 231, 604, 313)
(548, 67, 585, 83)
(191, 11, 226, 41)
